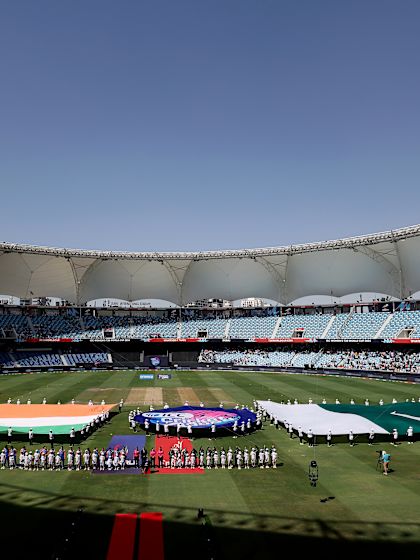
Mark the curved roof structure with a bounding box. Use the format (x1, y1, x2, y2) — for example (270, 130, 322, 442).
(1, 224, 420, 305)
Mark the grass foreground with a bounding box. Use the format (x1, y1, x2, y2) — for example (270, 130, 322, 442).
(1, 368, 420, 559)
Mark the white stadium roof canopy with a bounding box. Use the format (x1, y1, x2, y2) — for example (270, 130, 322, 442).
(1, 224, 420, 306)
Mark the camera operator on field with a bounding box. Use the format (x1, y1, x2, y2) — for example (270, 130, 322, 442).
(377, 450, 391, 475)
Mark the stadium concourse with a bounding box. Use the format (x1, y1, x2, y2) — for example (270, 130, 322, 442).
(2, 344, 420, 376)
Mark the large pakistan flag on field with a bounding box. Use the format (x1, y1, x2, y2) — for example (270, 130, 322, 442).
(258, 400, 420, 435)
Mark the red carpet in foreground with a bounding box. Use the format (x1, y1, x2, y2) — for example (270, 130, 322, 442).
(154, 467, 204, 474)
(106, 513, 137, 560)
(154, 435, 204, 474)
(138, 512, 164, 560)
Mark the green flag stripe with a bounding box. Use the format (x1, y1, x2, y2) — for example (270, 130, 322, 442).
(320, 402, 420, 433)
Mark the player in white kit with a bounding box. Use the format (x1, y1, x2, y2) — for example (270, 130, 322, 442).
(206, 448, 212, 469)
(47, 450, 55, 470)
(83, 449, 90, 470)
(31, 449, 39, 470)
(75, 449, 82, 471)
(250, 448, 257, 468)
(243, 447, 250, 469)
(271, 446, 277, 468)
(213, 449, 219, 469)
(9, 450, 16, 470)
(258, 448, 264, 468)
(99, 450, 105, 471)
(0, 450, 6, 469)
(264, 447, 270, 468)
(190, 451, 196, 469)
(227, 448, 233, 469)
(119, 450, 126, 470)
(40, 450, 47, 470)
(19, 447, 25, 467)
(23, 452, 30, 470)
(236, 449, 242, 470)
(91, 449, 98, 469)
(55, 453, 63, 470)
(67, 449, 74, 470)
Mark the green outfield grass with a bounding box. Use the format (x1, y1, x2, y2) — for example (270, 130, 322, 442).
(1, 369, 420, 559)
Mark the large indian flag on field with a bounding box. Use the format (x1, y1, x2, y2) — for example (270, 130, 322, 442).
(258, 400, 420, 436)
(0, 404, 115, 435)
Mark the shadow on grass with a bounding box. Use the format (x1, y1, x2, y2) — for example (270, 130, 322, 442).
(1, 480, 420, 559)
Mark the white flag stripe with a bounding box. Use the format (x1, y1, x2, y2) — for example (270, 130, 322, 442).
(0, 414, 98, 428)
(257, 401, 389, 436)
(390, 411, 420, 422)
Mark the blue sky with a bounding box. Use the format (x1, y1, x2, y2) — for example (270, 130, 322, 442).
(1, 1, 419, 252)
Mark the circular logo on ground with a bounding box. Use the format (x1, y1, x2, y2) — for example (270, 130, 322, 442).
(134, 406, 256, 429)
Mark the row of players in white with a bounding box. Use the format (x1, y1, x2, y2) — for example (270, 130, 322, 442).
(6, 397, 106, 405)
(0, 447, 278, 470)
(180, 447, 277, 469)
(279, 397, 420, 405)
(0, 448, 128, 471)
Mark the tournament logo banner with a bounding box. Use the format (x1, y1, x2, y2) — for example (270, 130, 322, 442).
(135, 406, 256, 429)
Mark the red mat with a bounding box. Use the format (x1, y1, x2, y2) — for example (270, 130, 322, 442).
(138, 512, 164, 560)
(154, 435, 192, 460)
(154, 467, 204, 474)
(153, 435, 204, 474)
(106, 513, 137, 560)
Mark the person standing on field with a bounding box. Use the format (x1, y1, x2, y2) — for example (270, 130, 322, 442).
(298, 426, 304, 445)
(382, 451, 391, 475)
(407, 426, 414, 444)
(326, 429, 332, 447)
(307, 428, 314, 447)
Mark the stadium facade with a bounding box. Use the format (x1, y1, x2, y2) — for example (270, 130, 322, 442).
(1, 224, 420, 305)
(3, 225, 420, 379)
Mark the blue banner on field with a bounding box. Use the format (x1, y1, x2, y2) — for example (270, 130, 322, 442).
(108, 435, 146, 456)
(134, 406, 256, 429)
(139, 374, 154, 380)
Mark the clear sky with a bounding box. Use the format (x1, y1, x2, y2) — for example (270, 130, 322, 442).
(1, 1, 420, 253)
